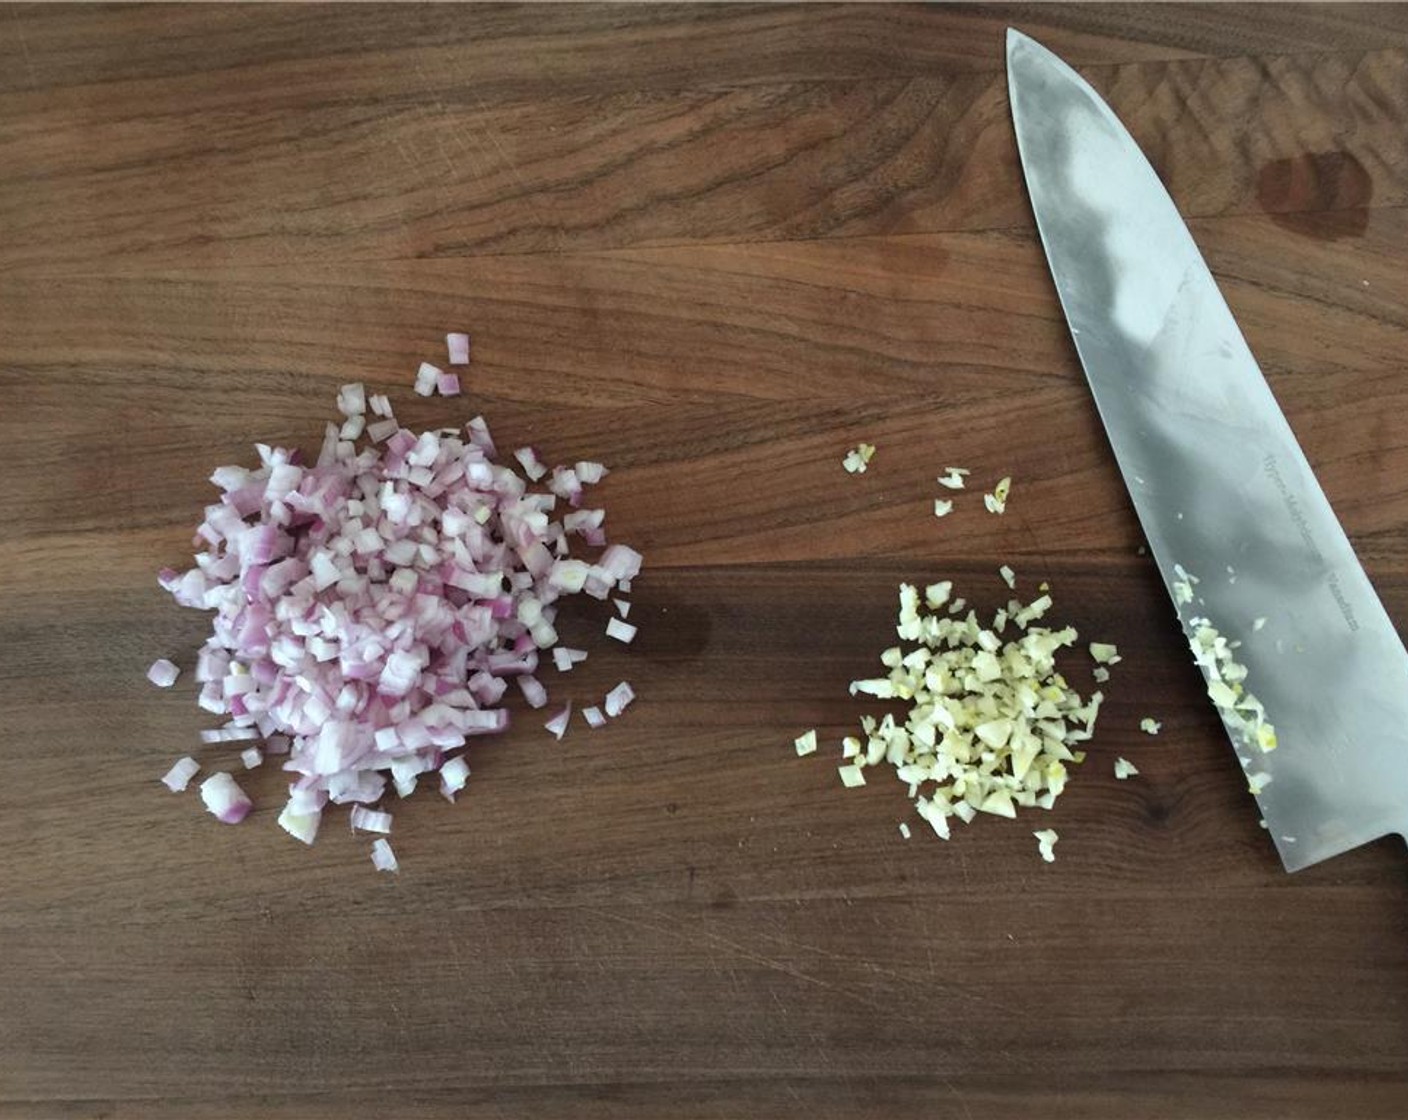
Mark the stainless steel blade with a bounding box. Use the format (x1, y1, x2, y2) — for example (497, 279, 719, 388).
(1006, 28, 1408, 871)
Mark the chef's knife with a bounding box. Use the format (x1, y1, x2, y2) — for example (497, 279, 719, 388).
(1006, 29, 1408, 871)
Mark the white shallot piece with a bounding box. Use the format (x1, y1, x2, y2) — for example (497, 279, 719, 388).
(147, 658, 180, 688)
(604, 681, 635, 718)
(161, 756, 200, 792)
(371, 838, 399, 872)
(350, 805, 393, 834)
(605, 617, 637, 644)
(155, 334, 642, 860)
(414, 362, 441, 396)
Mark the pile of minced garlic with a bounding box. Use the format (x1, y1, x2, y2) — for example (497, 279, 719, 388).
(795, 575, 1115, 861)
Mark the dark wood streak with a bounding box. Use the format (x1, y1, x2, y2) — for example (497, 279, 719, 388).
(2, 39, 1407, 271)
(2, 5, 1408, 1118)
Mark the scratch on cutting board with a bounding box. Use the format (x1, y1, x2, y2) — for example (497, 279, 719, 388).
(919, 902, 938, 978)
(417, 101, 462, 181)
(587, 905, 922, 1025)
(403, 61, 488, 185)
(468, 88, 535, 197)
(447, 933, 470, 986)
(9, 9, 38, 90)
(944, 1078, 976, 1120)
(389, 127, 426, 176)
(466, 87, 558, 247)
(752, 927, 1001, 1014)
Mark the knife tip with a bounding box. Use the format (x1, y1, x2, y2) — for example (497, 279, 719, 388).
(1005, 27, 1041, 61)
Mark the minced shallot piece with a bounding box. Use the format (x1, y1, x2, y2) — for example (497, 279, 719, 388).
(371, 838, 399, 872)
(518, 675, 548, 709)
(514, 447, 548, 482)
(147, 658, 180, 687)
(439, 756, 470, 801)
(605, 617, 637, 644)
(161, 756, 200, 792)
(545, 702, 572, 740)
(414, 362, 441, 396)
(200, 773, 252, 824)
(446, 332, 471, 365)
(604, 682, 635, 718)
(200, 726, 260, 744)
(350, 805, 393, 834)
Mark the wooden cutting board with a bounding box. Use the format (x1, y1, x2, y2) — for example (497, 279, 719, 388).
(3, 5, 1407, 1117)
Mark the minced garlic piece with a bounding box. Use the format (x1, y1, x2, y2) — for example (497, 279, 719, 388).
(1182, 582, 1278, 754)
(838, 764, 866, 788)
(843, 442, 877, 474)
(1139, 717, 1162, 735)
(1033, 829, 1058, 863)
(794, 729, 818, 756)
(1113, 757, 1139, 779)
(924, 581, 952, 609)
(984, 476, 1012, 515)
(937, 467, 969, 490)
(934, 499, 953, 518)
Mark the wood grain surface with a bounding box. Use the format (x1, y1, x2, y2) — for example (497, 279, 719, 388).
(2, 5, 1407, 1118)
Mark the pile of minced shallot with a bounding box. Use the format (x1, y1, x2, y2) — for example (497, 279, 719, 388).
(151, 332, 640, 870)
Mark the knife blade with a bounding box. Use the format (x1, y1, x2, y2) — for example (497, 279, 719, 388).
(1006, 28, 1408, 871)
